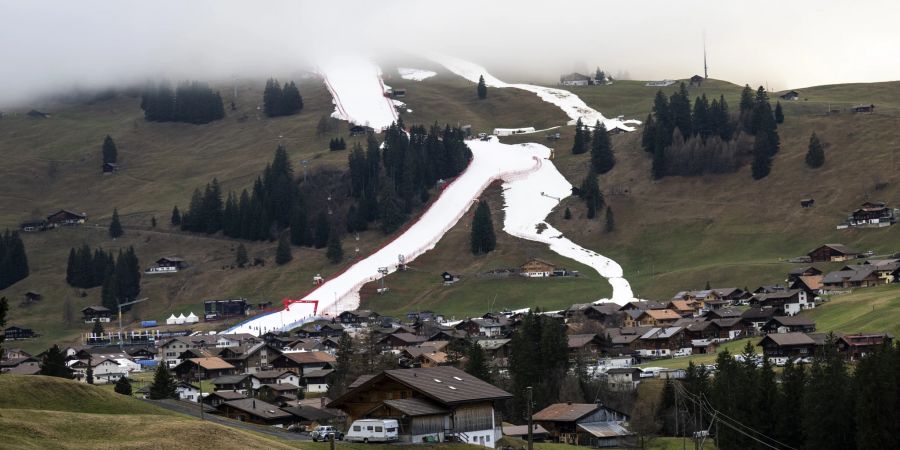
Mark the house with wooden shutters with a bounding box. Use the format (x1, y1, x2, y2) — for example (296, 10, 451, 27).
(328, 366, 511, 447)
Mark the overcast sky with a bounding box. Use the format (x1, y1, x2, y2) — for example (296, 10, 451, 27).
(2, 0, 899, 106)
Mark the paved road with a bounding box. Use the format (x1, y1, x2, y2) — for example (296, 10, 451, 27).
(143, 398, 311, 442)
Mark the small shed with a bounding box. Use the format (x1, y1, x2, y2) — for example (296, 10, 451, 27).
(102, 162, 120, 174)
(689, 75, 704, 86)
(800, 198, 814, 208)
(851, 104, 875, 113)
(779, 91, 800, 101)
(441, 272, 459, 285)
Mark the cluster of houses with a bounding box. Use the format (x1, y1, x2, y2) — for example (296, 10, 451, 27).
(559, 72, 611, 86)
(797, 244, 900, 291)
(19, 209, 87, 232)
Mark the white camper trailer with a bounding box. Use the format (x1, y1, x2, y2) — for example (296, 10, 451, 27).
(345, 419, 400, 443)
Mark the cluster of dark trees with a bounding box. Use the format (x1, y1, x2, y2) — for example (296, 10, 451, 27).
(39, 345, 73, 379)
(176, 121, 471, 265)
(263, 79, 303, 117)
(347, 120, 472, 234)
(806, 132, 825, 168)
(328, 137, 347, 151)
(140, 81, 225, 124)
(641, 83, 782, 179)
(470, 200, 496, 254)
(577, 167, 605, 219)
(571, 119, 616, 174)
(661, 337, 900, 450)
(507, 311, 570, 413)
(477, 75, 487, 99)
(65, 245, 141, 311)
(0, 230, 29, 290)
(102, 135, 118, 165)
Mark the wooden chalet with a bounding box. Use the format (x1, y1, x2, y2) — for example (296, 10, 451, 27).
(822, 266, 883, 289)
(559, 73, 592, 86)
(762, 316, 816, 334)
(81, 305, 112, 323)
(567, 334, 605, 357)
(779, 90, 800, 101)
(3, 326, 36, 341)
(520, 258, 556, 277)
(46, 210, 86, 227)
(757, 332, 816, 358)
(218, 398, 293, 426)
(329, 366, 512, 446)
(173, 357, 235, 380)
(689, 74, 704, 86)
(272, 351, 335, 375)
(19, 220, 46, 232)
(837, 333, 894, 360)
(532, 402, 631, 447)
(202, 390, 246, 408)
(749, 289, 810, 316)
(851, 104, 875, 113)
(808, 244, 860, 262)
(338, 309, 380, 325)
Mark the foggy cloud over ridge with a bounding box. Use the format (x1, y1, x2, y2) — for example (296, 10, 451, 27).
(2, 0, 900, 106)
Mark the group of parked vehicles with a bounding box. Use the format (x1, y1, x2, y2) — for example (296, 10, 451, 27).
(305, 419, 400, 443)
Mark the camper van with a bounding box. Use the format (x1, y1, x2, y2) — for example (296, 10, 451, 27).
(345, 419, 400, 443)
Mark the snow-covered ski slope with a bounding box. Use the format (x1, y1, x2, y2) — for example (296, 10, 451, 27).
(398, 67, 437, 81)
(227, 56, 636, 335)
(429, 54, 641, 131)
(318, 58, 398, 130)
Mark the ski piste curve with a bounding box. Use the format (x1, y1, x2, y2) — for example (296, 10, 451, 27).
(227, 57, 637, 335)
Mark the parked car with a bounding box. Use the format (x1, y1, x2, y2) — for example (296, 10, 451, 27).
(345, 419, 400, 443)
(311, 426, 343, 442)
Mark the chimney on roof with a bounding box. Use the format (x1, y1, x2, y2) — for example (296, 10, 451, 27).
(253, 400, 256, 409)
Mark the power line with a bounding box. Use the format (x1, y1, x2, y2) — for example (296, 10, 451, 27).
(672, 383, 797, 450)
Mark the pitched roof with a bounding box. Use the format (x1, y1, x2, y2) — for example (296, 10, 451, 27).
(643, 309, 682, 321)
(768, 316, 815, 327)
(568, 334, 600, 349)
(759, 332, 815, 346)
(212, 374, 256, 385)
(254, 369, 296, 380)
(348, 374, 375, 389)
(332, 367, 511, 408)
(207, 390, 247, 401)
(577, 422, 633, 438)
(813, 244, 860, 255)
(382, 398, 450, 416)
(667, 300, 695, 312)
(796, 275, 824, 290)
(187, 357, 234, 371)
(222, 398, 291, 419)
(279, 351, 336, 365)
(304, 368, 335, 378)
(533, 403, 599, 422)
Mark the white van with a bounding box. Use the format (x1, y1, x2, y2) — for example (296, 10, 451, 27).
(345, 419, 400, 443)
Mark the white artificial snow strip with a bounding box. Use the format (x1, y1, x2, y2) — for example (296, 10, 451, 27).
(228, 138, 635, 335)
(428, 54, 642, 131)
(318, 58, 398, 130)
(398, 67, 437, 81)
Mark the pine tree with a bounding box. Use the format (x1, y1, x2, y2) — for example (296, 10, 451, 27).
(775, 360, 806, 449)
(470, 200, 496, 255)
(328, 332, 355, 398)
(170, 206, 181, 226)
(604, 207, 615, 233)
(101, 274, 118, 311)
(751, 132, 772, 180)
(91, 320, 104, 336)
(85, 357, 94, 384)
(464, 341, 491, 382)
(102, 135, 118, 164)
(290, 200, 310, 246)
(114, 376, 133, 396)
(109, 208, 123, 238)
(803, 334, 855, 450)
(0, 230, 29, 290)
(235, 243, 248, 268)
(571, 118, 587, 154)
(669, 83, 693, 137)
(579, 168, 604, 215)
(326, 232, 344, 264)
(148, 363, 177, 399)
(590, 121, 615, 173)
(379, 184, 407, 234)
(313, 212, 330, 249)
(805, 132, 825, 168)
(114, 247, 141, 307)
(39, 345, 73, 379)
(774, 101, 785, 124)
(275, 233, 292, 265)
(477, 75, 487, 99)
(563, 207, 572, 220)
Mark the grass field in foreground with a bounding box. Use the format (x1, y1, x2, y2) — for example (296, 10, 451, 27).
(0, 375, 298, 450)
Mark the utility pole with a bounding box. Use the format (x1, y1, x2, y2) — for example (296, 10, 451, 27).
(526, 386, 534, 450)
(703, 31, 709, 79)
(117, 297, 149, 350)
(330, 430, 336, 450)
(198, 376, 204, 420)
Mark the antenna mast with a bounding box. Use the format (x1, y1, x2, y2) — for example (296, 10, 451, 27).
(703, 31, 709, 79)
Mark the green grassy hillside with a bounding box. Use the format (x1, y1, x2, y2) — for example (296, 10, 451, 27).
(0, 70, 567, 350)
(0, 375, 297, 449)
(3, 67, 900, 347)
